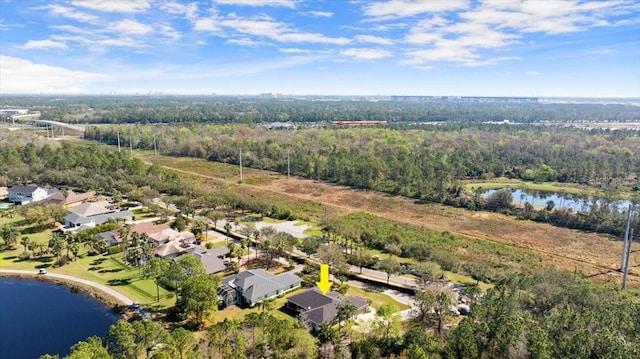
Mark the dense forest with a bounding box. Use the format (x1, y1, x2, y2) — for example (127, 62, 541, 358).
(84, 124, 640, 236)
(2, 95, 639, 124)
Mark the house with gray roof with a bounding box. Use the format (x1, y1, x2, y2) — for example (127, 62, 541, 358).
(218, 269, 301, 306)
(63, 201, 132, 231)
(184, 246, 231, 274)
(286, 288, 369, 331)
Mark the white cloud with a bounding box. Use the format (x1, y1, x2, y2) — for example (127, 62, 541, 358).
(405, 46, 477, 64)
(587, 48, 615, 55)
(363, 0, 468, 20)
(159, 1, 199, 20)
(302, 11, 333, 17)
(399, 0, 633, 68)
(215, 0, 299, 7)
(227, 37, 267, 46)
(462, 56, 521, 67)
(36, 5, 99, 23)
(221, 18, 350, 44)
(110, 19, 153, 35)
(279, 48, 333, 54)
(19, 39, 67, 50)
(193, 18, 222, 32)
(71, 0, 151, 13)
(355, 35, 394, 45)
(341, 48, 393, 60)
(0, 55, 107, 94)
(524, 71, 540, 75)
(159, 24, 182, 40)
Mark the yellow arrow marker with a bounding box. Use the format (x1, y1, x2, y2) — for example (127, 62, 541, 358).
(316, 264, 332, 295)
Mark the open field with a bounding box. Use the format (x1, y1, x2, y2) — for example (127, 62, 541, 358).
(139, 154, 640, 288)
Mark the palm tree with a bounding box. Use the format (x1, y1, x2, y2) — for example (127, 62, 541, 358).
(223, 222, 232, 243)
(118, 223, 131, 260)
(20, 236, 30, 256)
(1, 224, 19, 249)
(69, 242, 80, 261)
(336, 301, 358, 338)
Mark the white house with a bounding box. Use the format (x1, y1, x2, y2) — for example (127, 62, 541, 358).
(8, 185, 49, 204)
(63, 201, 132, 231)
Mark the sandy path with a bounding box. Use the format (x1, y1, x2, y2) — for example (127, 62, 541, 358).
(0, 269, 134, 305)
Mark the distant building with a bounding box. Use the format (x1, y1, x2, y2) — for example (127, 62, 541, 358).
(332, 120, 388, 127)
(8, 184, 49, 204)
(264, 122, 296, 130)
(390, 96, 538, 103)
(0, 109, 29, 115)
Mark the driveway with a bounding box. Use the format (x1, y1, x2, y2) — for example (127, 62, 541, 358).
(253, 220, 311, 238)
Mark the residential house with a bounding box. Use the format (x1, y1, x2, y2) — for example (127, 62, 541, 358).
(8, 184, 49, 204)
(286, 288, 369, 331)
(45, 190, 97, 208)
(97, 222, 170, 247)
(0, 187, 8, 199)
(218, 269, 301, 306)
(147, 227, 196, 247)
(185, 246, 232, 274)
(63, 201, 132, 231)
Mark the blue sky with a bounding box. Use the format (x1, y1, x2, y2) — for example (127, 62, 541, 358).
(1, 0, 639, 96)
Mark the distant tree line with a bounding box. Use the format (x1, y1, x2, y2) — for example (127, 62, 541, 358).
(2, 95, 639, 124)
(85, 124, 640, 236)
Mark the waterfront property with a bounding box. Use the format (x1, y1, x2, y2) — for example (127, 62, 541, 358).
(218, 269, 301, 306)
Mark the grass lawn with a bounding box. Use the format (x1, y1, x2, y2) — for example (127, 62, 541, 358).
(445, 271, 492, 291)
(347, 286, 410, 312)
(1, 211, 174, 308)
(207, 293, 296, 324)
(131, 208, 158, 221)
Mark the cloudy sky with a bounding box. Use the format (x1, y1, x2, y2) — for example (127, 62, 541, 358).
(1, 0, 639, 96)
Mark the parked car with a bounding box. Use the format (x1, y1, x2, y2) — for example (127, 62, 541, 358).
(38, 268, 47, 275)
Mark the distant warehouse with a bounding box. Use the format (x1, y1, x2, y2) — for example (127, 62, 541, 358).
(0, 108, 29, 115)
(332, 120, 388, 127)
(390, 96, 538, 103)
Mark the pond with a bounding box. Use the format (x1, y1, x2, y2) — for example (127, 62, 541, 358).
(482, 188, 634, 213)
(0, 277, 120, 359)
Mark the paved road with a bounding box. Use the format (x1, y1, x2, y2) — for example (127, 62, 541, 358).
(0, 269, 134, 305)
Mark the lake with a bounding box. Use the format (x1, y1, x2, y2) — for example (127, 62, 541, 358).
(0, 277, 120, 359)
(482, 188, 634, 213)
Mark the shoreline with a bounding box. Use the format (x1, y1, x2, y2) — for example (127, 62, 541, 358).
(0, 270, 133, 316)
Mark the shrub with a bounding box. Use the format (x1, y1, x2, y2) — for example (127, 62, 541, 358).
(108, 245, 124, 255)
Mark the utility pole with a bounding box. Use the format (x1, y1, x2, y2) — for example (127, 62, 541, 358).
(620, 204, 633, 270)
(117, 131, 121, 152)
(129, 137, 133, 155)
(239, 147, 243, 183)
(622, 228, 634, 290)
(287, 150, 291, 179)
(153, 133, 157, 155)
